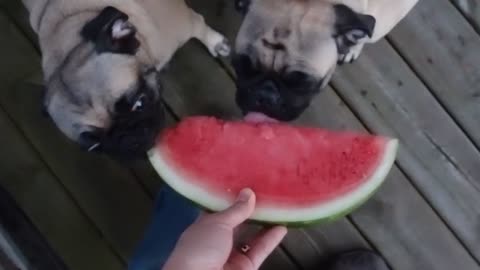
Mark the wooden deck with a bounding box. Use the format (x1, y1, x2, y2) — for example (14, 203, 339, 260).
(0, 0, 479, 269)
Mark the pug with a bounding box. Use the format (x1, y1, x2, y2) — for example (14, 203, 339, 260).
(22, 0, 230, 156)
(232, 0, 418, 122)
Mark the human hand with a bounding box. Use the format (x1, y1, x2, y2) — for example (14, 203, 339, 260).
(163, 189, 288, 270)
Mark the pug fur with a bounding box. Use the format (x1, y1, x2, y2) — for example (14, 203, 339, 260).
(22, 0, 230, 156)
(233, 0, 418, 121)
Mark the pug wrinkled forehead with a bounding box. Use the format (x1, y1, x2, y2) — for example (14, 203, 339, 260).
(44, 7, 165, 157)
(232, 0, 377, 121)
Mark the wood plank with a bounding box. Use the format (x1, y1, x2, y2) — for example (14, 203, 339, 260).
(389, 0, 480, 147)
(4, 79, 153, 263)
(449, 0, 480, 31)
(261, 249, 298, 270)
(332, 38, 480, 262)
(0, 107, 123, 270)
(162, 43, 241, 118)
(179, 1, 480, 269)
(127, 114, 178, 198)
(0, 185, 68, 270)
(0, 0, 39, 50)
(0, 10, 38, 85)
(282, 219, 369, 269)
(0, 11, 153, 261)
(128, 159, 163, 199)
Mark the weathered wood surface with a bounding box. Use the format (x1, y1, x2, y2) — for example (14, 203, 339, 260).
(0, 184, 70, 270)
(0, 106, 124, 270)
(0, 51, 124, 270)
(0, 7, 126, 269)
(389, 0, 480, 149)
(0, 0, 38, 49)
(282, 218, 370, 269)
(332, 39, 480, 262)
(450, 0, 480, 31)
(162, 43, 241, 119)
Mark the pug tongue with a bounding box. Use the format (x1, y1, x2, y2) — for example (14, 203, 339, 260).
(244, 112, 279, 123)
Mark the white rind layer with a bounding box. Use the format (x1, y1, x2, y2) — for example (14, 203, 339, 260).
(148, 139, 399, 223)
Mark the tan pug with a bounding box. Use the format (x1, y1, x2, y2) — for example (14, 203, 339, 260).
(232, 0, 418, 121)
(22, 0, 230, 156)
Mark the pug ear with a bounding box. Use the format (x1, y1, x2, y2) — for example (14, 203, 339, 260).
(81, 6, 140, 55)
(333, 4, 376, 54)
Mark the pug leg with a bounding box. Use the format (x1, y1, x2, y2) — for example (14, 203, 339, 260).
(334, 5, 374, 64)
(191, 13, 231, 57)
(338, 42, 365, 64)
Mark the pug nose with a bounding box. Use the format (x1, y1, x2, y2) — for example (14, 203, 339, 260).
(256, 81, 280, 107)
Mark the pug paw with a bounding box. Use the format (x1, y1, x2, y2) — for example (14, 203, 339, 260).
(214, 39, 231, 57)
(111, 19, 136, 39)
(338, 43, 364, 64)
(199, 26, 232, 57)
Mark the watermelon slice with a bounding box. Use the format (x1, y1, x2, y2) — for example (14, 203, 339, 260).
(148, 117, 398, 225)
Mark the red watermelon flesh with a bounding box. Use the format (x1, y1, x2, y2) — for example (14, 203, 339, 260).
(149, 117, 398, 224)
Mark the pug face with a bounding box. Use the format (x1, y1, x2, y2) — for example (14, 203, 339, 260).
(44, 7, 165, 157)
(233, 0, 375, 121)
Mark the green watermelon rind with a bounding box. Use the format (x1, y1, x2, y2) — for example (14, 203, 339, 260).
(148, 139, 398, 227)
(176, 178, 381, 228)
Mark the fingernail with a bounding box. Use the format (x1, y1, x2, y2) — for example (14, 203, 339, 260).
(237, 188, 253, 203)
(277, 226, 288, 237)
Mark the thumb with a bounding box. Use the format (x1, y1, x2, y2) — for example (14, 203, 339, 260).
(207, 189, 256, 228)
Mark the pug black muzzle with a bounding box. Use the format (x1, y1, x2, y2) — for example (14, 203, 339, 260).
(233, 55, 322, 121)
(78, 70, 166, 157)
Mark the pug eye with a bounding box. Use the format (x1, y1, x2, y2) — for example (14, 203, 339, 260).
(131, 93, 146, 112)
